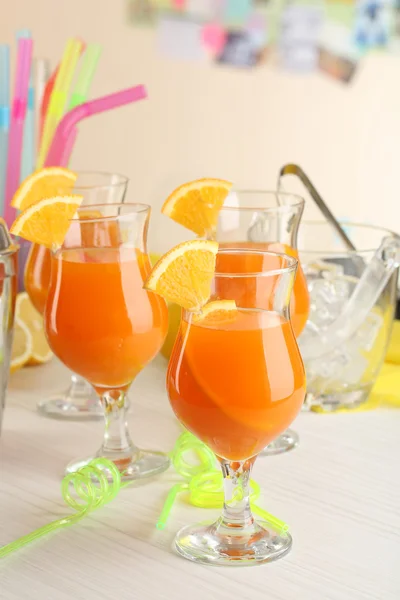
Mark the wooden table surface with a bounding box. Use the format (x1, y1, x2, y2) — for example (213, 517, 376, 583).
(1, 357, 399, 600)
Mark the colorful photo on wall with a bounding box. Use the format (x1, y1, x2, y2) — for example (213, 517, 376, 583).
(318, 0, 359, 83)
(278, 4, 324, 72)
(393, 0, 400, 51)
(353, 0, 392, 52)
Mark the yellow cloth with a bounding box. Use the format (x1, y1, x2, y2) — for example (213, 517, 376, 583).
(312, 321, 400, 413)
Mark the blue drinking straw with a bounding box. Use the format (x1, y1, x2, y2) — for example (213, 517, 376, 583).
(17, 30, 34, 183)
(0, 44, 10, 214)
(20, 69, 35, 183)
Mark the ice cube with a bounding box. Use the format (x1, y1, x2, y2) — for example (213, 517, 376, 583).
(355, 311, 384, 352)
(307, 347, 351, 380)
(308, 277, 350, 328)
(340, 350, 369, 386)
(304, 260, 344, 280)
(305, 344, 368, 390)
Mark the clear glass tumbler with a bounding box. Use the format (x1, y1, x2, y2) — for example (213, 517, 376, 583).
(298, 221, 399, 410)
(45, 203, 170, 480)
(167, 249, 306, 565)
(210, 190, 309, 456)
(24, 171, 129, 420)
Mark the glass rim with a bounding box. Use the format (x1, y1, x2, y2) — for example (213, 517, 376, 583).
(70, 202, 150, 223)
(214, 248, 298, 278)
(299, 220, 400, 256)
(73, 171, 129, 191)
(222, 190, 305, 212)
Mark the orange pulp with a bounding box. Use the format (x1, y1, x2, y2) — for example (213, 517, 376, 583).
(217, 242, 310, 337)
(167, 309, 305, 461)
(24, 244, 51, 315)
(45, 247, 168, 390)
(24, 219, 122, 316)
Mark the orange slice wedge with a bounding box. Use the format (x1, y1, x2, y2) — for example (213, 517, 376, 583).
(192, 300, 237, 325)
(11, 167, 77, 210)
(144, 240, 218, 311)
(10, 195, 84, 248)
(161, 178, 233, 236)
(16, 292, 53, 365)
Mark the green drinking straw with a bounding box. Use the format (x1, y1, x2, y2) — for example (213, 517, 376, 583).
(157, 431, 289, 535)
(0, 433, 288, 558)
(156, 483, 188, 530)
(68, 43, 102, 110)
(0, 458, 128, 559)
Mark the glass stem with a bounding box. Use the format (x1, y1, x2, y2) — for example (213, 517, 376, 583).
(68, 373, 99, 407)
(219, 457, 256, 530)
(100, 389, 136, 461)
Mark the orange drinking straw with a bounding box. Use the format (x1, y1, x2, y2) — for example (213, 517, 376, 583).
(39, 66, 58, 145)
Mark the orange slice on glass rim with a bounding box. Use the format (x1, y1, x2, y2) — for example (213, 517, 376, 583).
(144, 239, 218, 311)
(192, 299, 238, 325)
(10, 195, 84, 248)
(11, 167, 77, 210)
(161, 178, 233, 236)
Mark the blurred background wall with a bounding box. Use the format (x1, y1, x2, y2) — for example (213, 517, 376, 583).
(2, 0, 400, 251)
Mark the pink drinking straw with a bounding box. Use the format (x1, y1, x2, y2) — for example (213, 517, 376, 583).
(45, 85, 147, 167)
(4, 38, 33, 227)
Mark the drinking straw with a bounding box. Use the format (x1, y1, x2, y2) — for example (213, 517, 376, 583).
(39, 41, 84, 144)
(39, 65, 58, 144)
(0, 44, 10, 214)
(0, 433, 288, 558)
(16, 29, 31, 39)
(68, 43, 102, 110)
(0, 458, 129, 558)
(37, 37, 83, 168)
(156, 483, 188, 530)
(156, 431, 289, 534)
(4, 37, 33, 227)
(16, 29, 34, 182)
(45, 85, 147, 167)
(34, 58, 50, 148)
(20, 69, 35, 183)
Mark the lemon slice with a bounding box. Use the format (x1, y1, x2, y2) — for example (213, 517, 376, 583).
(10, 318, 33, 373)
(16, 292, 53, 365)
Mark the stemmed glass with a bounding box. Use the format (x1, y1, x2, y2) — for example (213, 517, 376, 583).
(210, 190, 309, 456)
(44, 203, 170, 480)
(24, 172, 129, 420)
(167, 249, 306, 565)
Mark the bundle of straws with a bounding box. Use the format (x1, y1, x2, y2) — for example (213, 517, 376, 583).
(0, 31, 147, 229)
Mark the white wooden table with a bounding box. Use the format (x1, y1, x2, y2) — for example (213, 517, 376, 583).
(1, 357, 400, 600)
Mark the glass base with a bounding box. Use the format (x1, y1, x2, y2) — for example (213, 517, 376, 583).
(306, 387, 371, 412)
(37, 396, 104, 420)
(175, 519, 292, 566)
(65, 448, 170, 482)
(37, 394, 132, 421)
(260, 429, 299, 457)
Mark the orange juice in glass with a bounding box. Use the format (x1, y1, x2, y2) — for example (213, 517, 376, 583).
(167, 249, 306, 565)
(24, 171, 129, 420)
(210, 191, 309, 456)
(24, 243, 50, 315)
(211, 191, 310, 337)
(44, 203, 169, 480)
